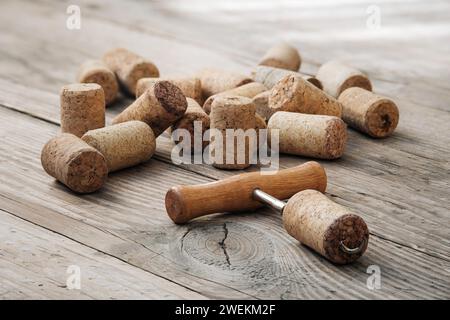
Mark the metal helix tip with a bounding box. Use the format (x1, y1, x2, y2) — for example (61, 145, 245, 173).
(339, 238, 367, 255)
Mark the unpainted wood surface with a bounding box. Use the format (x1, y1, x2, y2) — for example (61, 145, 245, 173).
(0, 0, 449, 299)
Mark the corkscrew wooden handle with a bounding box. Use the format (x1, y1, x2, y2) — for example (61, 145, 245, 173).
(165, 161, 327, 224)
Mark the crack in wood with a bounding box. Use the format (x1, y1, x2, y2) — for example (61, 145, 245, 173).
(218, 223, 231, 267)
(180, 227, 191, 252)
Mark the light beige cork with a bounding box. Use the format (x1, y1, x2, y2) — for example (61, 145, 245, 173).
(76, 60, 119, 106)
(60, 83, 105, 137)
(316, 60, 372, 98)
(112, 81, 188, 137)
(283, 189, 369, 264)
(251, 66, 322, 90)
(268, 111, 347, 159)
(197, 68, 253, 100)
(203, 82, 267, 114)
(136, 77, 202, 104)
(338, 87, 399, 138)
(269, 75, 342, 117)
(210, 96, 256, 169)
(41, 133, 108, 193)
(258, 42, 301, 71)
(102, 48, 159, 96)
(171, 98, 210, 150)
(82, 121, 155, 172)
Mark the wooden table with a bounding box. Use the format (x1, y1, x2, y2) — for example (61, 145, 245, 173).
(0, 0, 449, 299)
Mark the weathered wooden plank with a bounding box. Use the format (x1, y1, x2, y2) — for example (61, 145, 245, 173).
(0, 209, 205, 299)
(2, 2, 450, 259)
(0, 105, 449, 299)
(0, 0, 449, 299)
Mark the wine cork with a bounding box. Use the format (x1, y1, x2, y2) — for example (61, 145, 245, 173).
(102, 48, 159, 96)
(41, 133, 108, 193)
(136, 77, 202, 104)
(269, 75, 342, 117)
(255, 113, 267, 131)
(258, 42, 301, 71)
(82, 121, 156, 172)
(252, 90, 273, 121)
(171, 98, 210, 150)
(255, 113, 267, 150)
(338, 87, 399, 138)
(283, 189, 369, 264)
(251, 66, 322, 90)
(112, 81, 188, 137)
(203, 82, 267, 114)
(210, 96, 256, 169)
(316, 60, 372, 98)
(76, 60, 119, 106)
(60, 83, 105, 137)
(268, 112, 347, 159)
(198, 68, 253, 99)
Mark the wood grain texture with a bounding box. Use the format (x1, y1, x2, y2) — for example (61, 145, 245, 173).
(0, 0, 449, 299)
(0, 101, 449, 299)
(0, 210, 205, 299)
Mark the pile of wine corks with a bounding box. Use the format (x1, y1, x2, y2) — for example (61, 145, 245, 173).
(41, 43, 400, 193)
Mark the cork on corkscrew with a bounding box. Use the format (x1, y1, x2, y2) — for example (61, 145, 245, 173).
(165, 162, 369, 264)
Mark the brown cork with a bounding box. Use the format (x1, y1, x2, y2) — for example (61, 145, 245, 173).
(112, 81, 187, 137)
(82, 121, 155, 172)
(210, 96, 256, 169)
(197, 68, 253, 100)
(283, 189, 369, 264)
(60, 83, 105, 137)
(269, 75, 342, 117)
(203, 82, 267, 114)
(268, 111, 347, 159)
(258, 42, 301, 71)
(41, 133, 108, 193)
(171, 98, 210, 150)
(252, 90, 273, 121)
(255, 113, 267, 131)
(136, 77, 202, 104)
(251, 66, 322, 90)
(316, 60, 372, 98)
(102, 48, 159, 96)
(76, 60, 119, 106)
(338, 87, 399, 138)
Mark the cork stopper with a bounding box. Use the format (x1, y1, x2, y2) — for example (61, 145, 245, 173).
(251, 66, 322, 90)
(171, 98, 210, 150)
(258, 42, 301, 71)
(112, 81, 188, 137)
(255, 113, 267, 131)
(269, 75, 342, 117)
(82, 121, 155, 172)
(136, 77, 202, 104)
(210, 96, 256, 169)
(316, 60, 372, 98)
(268, 112, 347, 159)
(102, 48, 159, 96)
(41, 133, 108, 193)
(252, 90, 273, 121)
(283, 190, 369, 264)
(76, 60, 119, 106)
(197, 68, 253, 100)
(60, 83, 105, 137)
(338, 87, 399, 138)
(203, 82, 267, 114)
